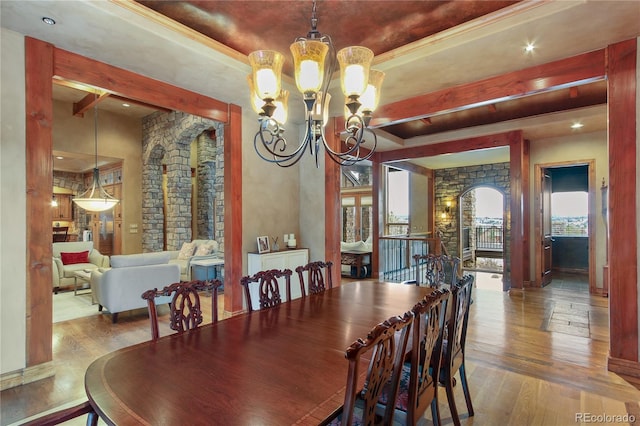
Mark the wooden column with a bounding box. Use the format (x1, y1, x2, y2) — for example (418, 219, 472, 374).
(25, 37, 54, 366)
(508, 131, 525, 289)
(324, 118, 342, 286)
(607, 39, 638, 372)
(224, 104, 243, 313)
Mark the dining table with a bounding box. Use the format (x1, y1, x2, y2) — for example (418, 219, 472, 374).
(84, 280, 434, 425)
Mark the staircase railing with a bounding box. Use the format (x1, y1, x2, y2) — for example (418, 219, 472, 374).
(379, 235, 441, 282)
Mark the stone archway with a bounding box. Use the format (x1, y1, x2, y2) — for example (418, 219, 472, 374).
(141, 111, 223, 252)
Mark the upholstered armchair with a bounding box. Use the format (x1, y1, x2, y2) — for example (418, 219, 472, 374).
(52, 241, 109, 292)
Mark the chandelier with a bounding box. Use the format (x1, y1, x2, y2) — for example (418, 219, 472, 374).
(72, 102, 119, 212)
(247, 0, 384, 167)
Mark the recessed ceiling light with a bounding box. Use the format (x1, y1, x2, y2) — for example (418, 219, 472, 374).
(571, 122, 584, 129)
(55, 156, 64, 160)
(122, 103, 130, 108)
(42, 17, 56, 25)
(524, 42, 535, 53)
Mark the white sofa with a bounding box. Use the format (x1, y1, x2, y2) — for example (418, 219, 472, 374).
(340, 237, 373, 277)
(52, 241, 109, 292)
(165, 239, 222, 281)
(91, 252, 179, 323)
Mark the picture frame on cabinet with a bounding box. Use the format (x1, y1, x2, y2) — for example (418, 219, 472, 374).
(257, 236, 270, 254)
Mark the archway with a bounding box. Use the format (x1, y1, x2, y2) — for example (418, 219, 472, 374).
(459, 185, 507, 290)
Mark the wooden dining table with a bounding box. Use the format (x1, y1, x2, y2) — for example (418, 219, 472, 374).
(84, 281, 433, 425)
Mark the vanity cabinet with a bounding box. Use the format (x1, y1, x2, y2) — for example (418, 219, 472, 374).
(247, 248, 309, 310)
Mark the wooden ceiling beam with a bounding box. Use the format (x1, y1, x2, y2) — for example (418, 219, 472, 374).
(371, 49, 606, 128)
(53, 47, 229, 123)
(72, 92, 109, 117)
(377, 130, 518, 163)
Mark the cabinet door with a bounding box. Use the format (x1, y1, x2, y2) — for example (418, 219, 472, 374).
(113, 221, 122, 255)
(104, 184, 122, 221)
(52, 194, 72, 221)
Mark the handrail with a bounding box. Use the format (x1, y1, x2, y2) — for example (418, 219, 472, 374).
(379, 235, 441, 282)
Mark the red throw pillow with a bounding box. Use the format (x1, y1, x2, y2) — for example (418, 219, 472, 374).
(60, 251, 89, 265)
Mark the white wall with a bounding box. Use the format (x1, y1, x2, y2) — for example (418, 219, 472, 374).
(0, 28, 27, 374)
(528, 131, 608, 287)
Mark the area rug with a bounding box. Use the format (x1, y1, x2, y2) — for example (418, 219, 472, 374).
(53, 290, 101, 323)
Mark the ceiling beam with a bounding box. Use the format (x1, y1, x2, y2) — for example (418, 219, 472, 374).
(372, 49, 606, 128)
(72, 92, 109, 117)
(53, 47, 229, 123)
(378, 131, 518, 163)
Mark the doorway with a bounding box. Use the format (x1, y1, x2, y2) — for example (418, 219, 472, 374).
(459, 186, 507, 290)
(534, 161, 596, 293)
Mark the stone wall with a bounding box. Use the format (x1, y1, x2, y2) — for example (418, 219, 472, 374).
(141, 111, 224, 252)
(435, 162, 510, 278)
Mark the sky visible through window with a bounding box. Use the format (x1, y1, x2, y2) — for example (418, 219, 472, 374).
(551, 191, 588, 217)
(475, 187, 502, 218)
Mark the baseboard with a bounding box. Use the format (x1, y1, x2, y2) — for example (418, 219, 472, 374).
(0, 361, 55, 391)
(608, 355, 640, 379)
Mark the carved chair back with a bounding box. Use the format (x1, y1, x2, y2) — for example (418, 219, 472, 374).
(441, 274, 475, 423)
(405, 288, 450, 424)
(240, 268, 292, 312)
(295, 260, 333, 297)
(413, 253, 461, 287)
(141, 279, 223, 341)
(321, 312, 414, 426)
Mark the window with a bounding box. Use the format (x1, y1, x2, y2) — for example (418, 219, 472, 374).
(385, 167, 409, 235)
(341, 193, 372, 242)
(551, 191, 588, 236)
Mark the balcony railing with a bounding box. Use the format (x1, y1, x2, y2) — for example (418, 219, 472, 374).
(475, 225, 503, 257)
(379, 235, 441, 282)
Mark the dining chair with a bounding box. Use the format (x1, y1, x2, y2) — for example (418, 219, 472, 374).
(295, 260, 333, 297)
(413, 253, 461, 287)
(20, 400, 98, 426)
(441, 274, 475, 425)
(378, 288, 451, 425)
(52, 226, 69, 242)
(141, 279, 223, 341)
(240, 268, 292, 312)
(320, 311, 414, 426)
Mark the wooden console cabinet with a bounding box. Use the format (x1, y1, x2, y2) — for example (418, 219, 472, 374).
(247, 248, 309, 310)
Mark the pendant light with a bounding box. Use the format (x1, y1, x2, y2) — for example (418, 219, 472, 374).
(72, 101, 119, 212)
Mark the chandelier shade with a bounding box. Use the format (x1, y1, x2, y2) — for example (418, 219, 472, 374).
(247, 0, 383, 167)
(73, 102, 119, 212)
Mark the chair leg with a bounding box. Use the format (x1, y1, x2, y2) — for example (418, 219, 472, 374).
(111, 312, 118, 324)
(459, 362, 474, 416)
(431, 396, 441, 426)
(87, 410, 99, 426)
(444, 373, 461, 426)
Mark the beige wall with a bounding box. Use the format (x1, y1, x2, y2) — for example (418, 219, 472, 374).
(53, 100, 144, 254)
(528, 131, 608, 286)
(0, 27, 27, 375)
(241, 109, 302, 274)
(409, 172, 429, 235)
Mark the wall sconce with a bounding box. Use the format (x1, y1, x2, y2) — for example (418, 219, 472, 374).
(441, 200, 453, 228)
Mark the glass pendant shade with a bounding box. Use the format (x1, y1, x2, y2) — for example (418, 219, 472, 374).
(359, 69, 385, 113)
(272, 90, 289, 125)
(337, 46, 373, 97)
(248, 50, 284, 100)
(73, 169, 119, 212)
(247, 75, 264, 115)
(290, 40, 329, 94)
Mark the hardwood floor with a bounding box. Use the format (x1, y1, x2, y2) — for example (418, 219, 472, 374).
(2, 273, 640, 425)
